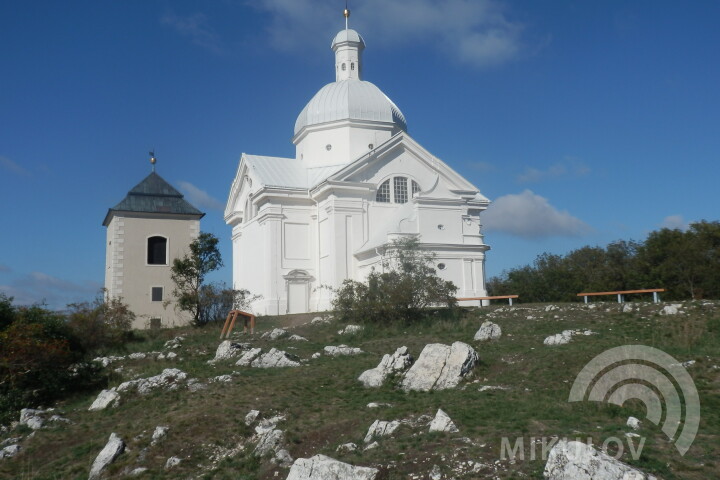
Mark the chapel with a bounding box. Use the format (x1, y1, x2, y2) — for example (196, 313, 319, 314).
(225, 16, 491, 315)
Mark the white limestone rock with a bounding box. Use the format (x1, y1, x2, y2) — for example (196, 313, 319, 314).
(288, 334, 308, 342)
(363, 420, 401, 443)
(660, 304, 682, 315)
(264, 328, 288, 340)
(336, 442, 357, 453)
(474, 321, 502, 341)
(128, 467, 148, 476)
(187, 379, 207, 392)
(245, 410, 261, 426)
(323, 345, 364, 357)
(117, 368, 188, 395)
(235, 347, 263, 366)
(400, 342, 479, 392)
(311, 316, 331, 325)
(151, 426, 169, 445)
(210, 374, 233, 383)
(364, 441, 379, 451)
(0, 444, 21, 459)
(627, 416, 641, 431)
(128, 352, 146, 360)
(89, 389, 120, 411)
(428, 409, 459, 433)
(622, 303, 634, 313)
(251, 348, 301, 368)
(208, 340, 246, 363)
(544, 440, 658, 480)
(19, 409, 45, 430)
(429, 465, 442, 480)
(163, 336, 184, 349)
(338, 324, 363, 335)
(165, 456, 182, 469)
(255, 429, 286, 457)
(311, 352, 322, 359)
(166, 352, 178, 360)
(275, 448, 294, 467)
(89, 433, 125, 480)
(366, 402, 392, 409)
(544, 331, 573, 346)
(358, 346, 413, 387)
(286, 454, 379, 480)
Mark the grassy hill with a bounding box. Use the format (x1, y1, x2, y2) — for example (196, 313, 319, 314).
(1, 301, 718, 479)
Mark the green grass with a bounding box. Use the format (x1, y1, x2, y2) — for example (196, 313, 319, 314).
(1, 301, 718, 479)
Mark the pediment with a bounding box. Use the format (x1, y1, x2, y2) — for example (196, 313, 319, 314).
(327, 132, 488, 202)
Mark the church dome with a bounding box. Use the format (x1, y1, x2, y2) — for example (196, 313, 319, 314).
(294, 79, 407, 135)
(294, 27, 407, 137)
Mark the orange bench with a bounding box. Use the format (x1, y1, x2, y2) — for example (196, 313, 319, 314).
(457, 295, 519, 306)
(577, 289, 665, 304)
(220, 310, 256, 339)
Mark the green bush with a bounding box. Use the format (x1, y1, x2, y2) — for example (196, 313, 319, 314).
(66, 293, 136, 354)
(332, 237, 458, 325)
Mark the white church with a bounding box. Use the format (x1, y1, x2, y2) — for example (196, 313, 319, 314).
(225, 24, 491, 315)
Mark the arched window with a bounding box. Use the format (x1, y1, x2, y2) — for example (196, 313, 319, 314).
(351, 62, 355, 71)
(147, 236, 167, 265)
(394, 177, 408, 203)
(342, 63, 347, 71)
(412, 180, 422, 197)
(376, 180, 390, 202)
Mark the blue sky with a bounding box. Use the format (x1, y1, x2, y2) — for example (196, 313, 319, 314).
(1, 1, 718, 308)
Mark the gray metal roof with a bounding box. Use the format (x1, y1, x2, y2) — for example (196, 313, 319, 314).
(103, 172, 204, 225)
(246, 155, 345, 190)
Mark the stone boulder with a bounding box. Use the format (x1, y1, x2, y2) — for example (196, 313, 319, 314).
(19, 409, 45, 430)
(208, 340, 248, 363)
(543, 329, 595, 346)
(363, 420, 401, 443)
(358, 346, 413, 387)
(311, 316, 331, 325)
(288, 334, 308, 342)
(323, 345, 364, 357)
(89, 433, 125, 480)
(263, 328, 288, 340)
(400, 342, 479, 392)
(117, 368, 188, 395)
(0, 444, 21, 459)
(88, 389, 120, 411)
(660, 304, 682, 315)
(544, 440, 658, 480)
(474, 321, 502, 341)
(338, 324, 363, 335)
(251, 349, 301, 368)
(428, 409, 459, 433)
(286, 454, 378, 480)
(235, 347, 263, 366)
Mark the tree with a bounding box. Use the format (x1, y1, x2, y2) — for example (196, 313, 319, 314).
(170, 232, 223, 326)
(332, 237, 458, 324)
(196, 282, 261, 326)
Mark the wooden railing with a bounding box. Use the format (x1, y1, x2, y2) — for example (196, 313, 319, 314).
(457, 295, 519, 306)
(576, 289, 665, 304)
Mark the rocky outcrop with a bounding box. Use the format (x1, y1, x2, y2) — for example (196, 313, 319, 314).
(19, 409, 45, 430)
(88, 389, 120, 411)
(428, 409, 459, 433)
(474, 321, 502, 341)
(235, 348, 263, 366)
(209, 340, 247, 363)
(311, 316, 331, 325)
(358, 346, 413, 387)
(400, 342, 479, 392)
(543, 329, 595, 346)
(323, 345, 364, 357)
(253, 414, 293, 467)
(286, 454, 379, 480)
(363, 420, 401, 443)
(544, 440, 658, 480)
(288, 334, 308, 342)
(88, 433, 125, 480)
(151, 426, 169, 445)
(660, 304, 682, 315)
(338, 325, 363, 335)
(117, 368, 188, 395)
(251, 349, 301, 368)
(263, 328, 288, 340)
(0, 444, 21, 459)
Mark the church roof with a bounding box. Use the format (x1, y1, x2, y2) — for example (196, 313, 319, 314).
(245, 155, 345, 190)
(331, 28, 365, 48)
(294, 79, 407, 136)
(103, 171, 204, 225)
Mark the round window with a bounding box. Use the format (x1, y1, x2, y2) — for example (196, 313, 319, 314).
(368, 143, 374, 149)
(438, 224, 445, 230)
(326, 144, 332, 151)
(437, 263, 446, 270)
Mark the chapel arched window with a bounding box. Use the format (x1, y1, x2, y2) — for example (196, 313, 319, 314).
(376, 180, 391, 203)
(412, 180, 422, 197)
(147, 236, 167, 265)
(394, 177, 408, 204)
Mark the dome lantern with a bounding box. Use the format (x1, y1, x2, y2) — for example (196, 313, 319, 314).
(332, 29, 364, 81)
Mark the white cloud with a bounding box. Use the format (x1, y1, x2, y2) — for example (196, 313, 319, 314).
(177, 181, 225, 211)
(483, 189, 591, 238)
(660, 214, 688, 231)
(516, 159, 590, 183)
(252, 0, 524, 67)
(161, 12, 224, 54)
(0, 155, 30, 176)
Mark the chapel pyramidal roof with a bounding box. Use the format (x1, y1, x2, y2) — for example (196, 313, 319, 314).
(103, 171, 204, 225)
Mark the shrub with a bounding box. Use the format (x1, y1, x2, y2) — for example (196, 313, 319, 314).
(196, 283, 261, 326)
(332, 237, 458, 324)
(66, 293, 136, 354)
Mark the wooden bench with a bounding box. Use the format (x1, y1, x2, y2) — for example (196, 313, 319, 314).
(220, 310, 256, 339)
(576, 289, 665, 304)
(457, 295, 519, 306)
